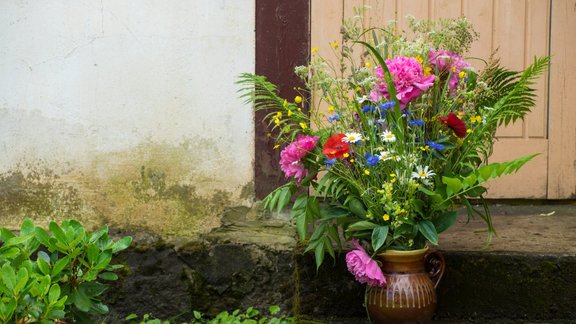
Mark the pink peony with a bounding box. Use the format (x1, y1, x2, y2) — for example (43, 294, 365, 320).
(371, 56, 436, 109)
(279, 135, 319, 183)
(429, 49, 470, 93)
(345, 240, 386, 287)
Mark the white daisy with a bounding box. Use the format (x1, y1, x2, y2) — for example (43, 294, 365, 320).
(411, 165, 436, 180)
(342, 132, 363, 144)
(381, 130, 396, 142)
(379, 150, 394, 161)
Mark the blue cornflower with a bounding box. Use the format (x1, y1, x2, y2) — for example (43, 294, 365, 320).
(325, 158, 337, 169)
(362, 105, 374, 113)
(363, 153, 380, 167)
(409, 119, 425, 126)
(328, 113, 341, 123)
(379, 101, 395, 110)
(426, 141, 445, 151)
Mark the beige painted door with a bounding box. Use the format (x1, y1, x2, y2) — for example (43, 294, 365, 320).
(311, 0, 576, 199)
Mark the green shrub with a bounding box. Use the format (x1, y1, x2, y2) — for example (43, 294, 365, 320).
(0, 218, 132, 323)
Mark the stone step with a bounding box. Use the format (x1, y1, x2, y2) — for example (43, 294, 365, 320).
(295, 204, 576, 322)
(105, 204, 576, 323)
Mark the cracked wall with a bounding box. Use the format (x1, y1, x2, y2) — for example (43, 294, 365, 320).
(0, 0, 256, 236)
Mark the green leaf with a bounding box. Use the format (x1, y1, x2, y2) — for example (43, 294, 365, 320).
(347, 197, 367, 218)
(371, 226, 389, 253)
(442, 176, 463, 197)
(34, 227, 52, 249)
(276, 186, 293, 213)
(88, 226, 109, 244)
(49, 284, 61, 304)
(193, 310, 203, 320)
(0, 247, 20, 259)
(49, 222, 68, 245)
(13, 267, 28, 295)
(91, 302, 109, 315)
(73, 287, 93, 312)
(314, 243, 325, 270)
(98, 272, 118, 281)
(1, 264, 16, 291)
(52, 256, 70, 277)
(95, 250, 112, 270)
(433, 211, 459, 234)
(0, 228, 15, 241)
(346, 221, 378, 232)
(125, 314, 138, 320)
(417, 220, 439, 245)
(269, 305, 281, 315)
(112, 236, 133, 253)
(20, 218, 35, 235)
(5, 234, 34, 247)
(37, 255, 51, 275)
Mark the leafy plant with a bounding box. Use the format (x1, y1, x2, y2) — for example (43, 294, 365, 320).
(125, 305, 293, 324)
(0, 218, 132, 322)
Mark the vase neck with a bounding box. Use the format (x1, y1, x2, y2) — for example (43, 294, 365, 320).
(377, 248, 428, 273)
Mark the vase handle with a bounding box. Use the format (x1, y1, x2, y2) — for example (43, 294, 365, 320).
(425, 249, 445, 289)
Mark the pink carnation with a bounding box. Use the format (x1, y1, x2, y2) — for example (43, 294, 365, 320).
(345, 240, 386, 287)
(279, 135, 318, 183)
(371, 56, 436, 109)
(429, 49, 470, 93)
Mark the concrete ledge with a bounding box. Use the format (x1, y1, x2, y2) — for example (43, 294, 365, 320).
(104, 204, 576, 322)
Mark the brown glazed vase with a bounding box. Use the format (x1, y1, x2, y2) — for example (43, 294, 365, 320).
(365, 247, 445, 323)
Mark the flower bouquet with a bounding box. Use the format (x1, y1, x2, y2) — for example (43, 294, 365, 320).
(238, 15, 548, 286)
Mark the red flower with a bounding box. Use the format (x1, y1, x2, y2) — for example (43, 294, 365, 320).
(322, 134, 350, 159)
(439, 112, 467, 138)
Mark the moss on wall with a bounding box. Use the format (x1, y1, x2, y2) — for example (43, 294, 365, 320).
(0, 142, 254, 238)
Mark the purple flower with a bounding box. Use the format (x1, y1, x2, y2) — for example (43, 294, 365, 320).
(429, 49, 470, 93)
(371, 56, 436, 109)
(279, 135, 319, 183)
(364, 153, 380, 166)
(346, 240, 386, 287)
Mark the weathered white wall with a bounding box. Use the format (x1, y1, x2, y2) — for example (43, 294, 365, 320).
(0, 1, 255, 234)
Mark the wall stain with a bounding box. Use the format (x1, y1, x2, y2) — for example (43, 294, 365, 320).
(0, 142, 254, 238)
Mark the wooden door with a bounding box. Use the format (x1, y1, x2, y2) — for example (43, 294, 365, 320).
(311, 0, 576, 199)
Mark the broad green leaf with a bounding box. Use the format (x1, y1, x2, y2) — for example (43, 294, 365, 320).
(433, 211, 459, 234)
(112, 236, 133, 253)
(81, 281, 108, 297)
(0, 247, 20, 259)
(276, 186, 292, 213)
(34, 227, 52, 249)
(91, 302, 109, 315)
(442, 176, 463, 197)
(371, 226, 389, 253)
(37, 256, 51, 275)
(13, 267, 28, 295)
(417, 220, 439, 245)
(52, 256, 70, 277)
(346, 221, 378, 232)
(72, 288, 93, 312)
(86, 244, 99, 265)
(88, 226, 109, 244)
(49, 284, 61, 304)
(269, 305, 281, 315)
(20, 218, 35, 235)
(98, 272, 118, 281)
(5, 234, 34, 247)
(49, 222, 68, 245)
(1, 264, 16, 291)
(47, 309, 66, 319)
(95, 250, 112, 270)
(0, 228, 15, 241)
(347, 197, 367, 218)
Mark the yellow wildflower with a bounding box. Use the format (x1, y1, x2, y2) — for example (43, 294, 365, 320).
(276, 112, 282, 118)
(415, 56, 423, 64)
(294, 96, 302, 104)
(424, 66, 432, 76)
(273, 144, 280, 149)
(299, 122, 307, 129)
(365, 61, 371, 68)
(459, 71, 467, 79)
(470, 115, 482, 123)
(466, 128, 473, 133)
(331, 41, 339, 49)
(350, 159, 355, 163)
(383, 214, 390, 221)
(311, 47, 318, 53)
(328, 105, 335, 113)
(274, 118, 280, 126)
(364, 170, 370, 176)
(283, 99, 288, 107)
(420, 145, 430, 151)
(287, 110, 293, 117)
(343, 153, 350, 158)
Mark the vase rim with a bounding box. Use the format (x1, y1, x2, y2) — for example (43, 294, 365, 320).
(378, 246, 429, 257)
